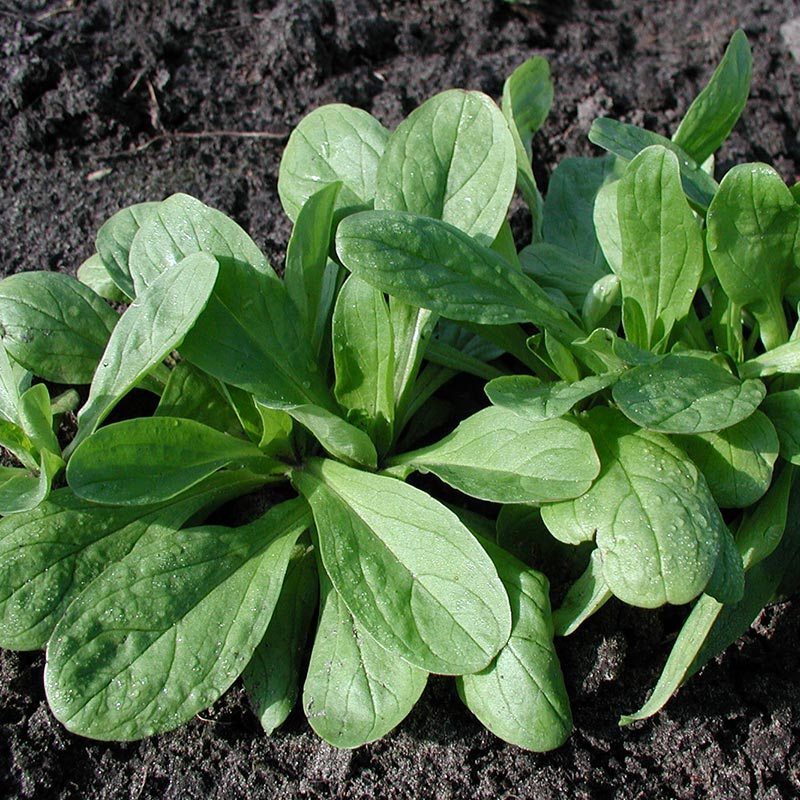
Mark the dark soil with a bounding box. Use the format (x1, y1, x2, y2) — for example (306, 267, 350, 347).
(1, 1, 799, 798)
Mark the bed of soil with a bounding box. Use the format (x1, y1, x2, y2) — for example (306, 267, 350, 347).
(1, 1, 799, 798)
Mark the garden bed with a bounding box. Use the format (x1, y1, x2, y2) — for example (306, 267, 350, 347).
(1, 1, 799, 797)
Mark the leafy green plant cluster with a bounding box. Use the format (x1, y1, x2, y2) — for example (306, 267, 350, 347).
(0, 30, 798, 750)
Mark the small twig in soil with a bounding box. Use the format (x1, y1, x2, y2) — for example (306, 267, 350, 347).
(36, 0, 76, 22)
(145, 79, 163, 131)
(103, 128, 289, 160)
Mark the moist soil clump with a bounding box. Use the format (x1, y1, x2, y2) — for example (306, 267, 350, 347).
(1, 1, 799, 798)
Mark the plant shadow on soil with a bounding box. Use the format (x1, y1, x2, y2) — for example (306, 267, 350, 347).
(1, 1, 800, 798)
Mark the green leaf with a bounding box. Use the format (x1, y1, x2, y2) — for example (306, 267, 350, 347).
(303, 566, 427, 748)
(128, 194, 275, 293)
(389, 300, 437, 425)
(552, 550, 612, 636)
(0, 339, 29, 424)
(457, 536, 571, 752)
(541, 408, 724, 607)
(582, 273, 622, 330)
(333, 275, 394, 455)
(619, 592, 724, 725)
(703, 525, 744, 604)
(672, 30, 752, 164)
(375, 90, 516, 245)
(77, 253, 127, 303)
(0, 472, 257, 650)
(155, 362, 245, 437)
(18, 382, 60, 458)
(423, 338, 503, 381)
(95, 201, 162, 299)
(710, 283, 744, 362)
(543, 155, 623, 267)
(735, 464, 793, 571)
(0, 272, 118, 384)
(486, 372, 619, 421)
(500, 71, 545, 241)
(617, 146, 704, 349)
(688, 481, 800, 680)
(620, 466, 794, 725)
(284, 182, 342, 353)
(293, 459, 511, 674)
(68, 416, 278, 505)
(45, 497, 310, 740)
(761, 389, 800, 464)
(180, 258, 334, 413)
(278, 104, 389, 221)
(612, 353, 765, 434)
(501, 56, 552, 157)
(0, 383, 64, 514)
(336, 210, 584, 344)
(674, 412, 778, 508)
(588, 118, 719, 210)
(263, 402, 377, 469)
(593, 180, 623, 274)
(71, 253, 219, 448)
(392, 406, 599, 504)
(740, 338, 800, 378)
(519, 242, 608, 311)
(0, 419, 37, 470)
(707, 163, 800, 349)
(243, 544, 319, 735)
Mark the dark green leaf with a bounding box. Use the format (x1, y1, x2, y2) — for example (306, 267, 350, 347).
(67, 417, 279, 505)
(501, 56, 552, 156)
(703, 525, 744, 604)
(519, 242, 608, 310)
(336, 210, 585, 344)
(181, 258, 334, 412)
(543, 155, 623, 267)
(761, 389, 800, 464)
(243, 544, 319, 735)
(672, 30, 752, 164)
(155, 362, 245, 437)
(486, 372, 619, 421)
(588, 118, 719, 210)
